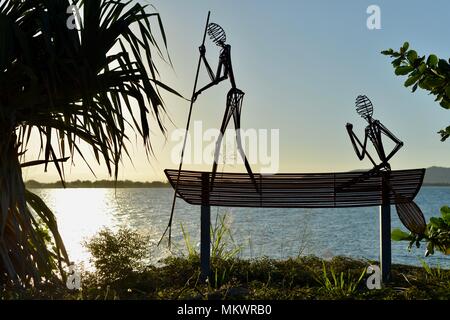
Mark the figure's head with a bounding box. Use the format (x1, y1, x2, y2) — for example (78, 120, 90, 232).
(355, 95, 374, 121)
(207, 23, 226, 47)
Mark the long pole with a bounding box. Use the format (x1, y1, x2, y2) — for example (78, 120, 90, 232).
(159, 11, 211, 246)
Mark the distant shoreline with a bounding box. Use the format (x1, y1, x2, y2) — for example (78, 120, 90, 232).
(423, 183, 450, 187)
(25, 180, 170, 188)
(25, 180, 449, 188)
(24, 167, 450, 188)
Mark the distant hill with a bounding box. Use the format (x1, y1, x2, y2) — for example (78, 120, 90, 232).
(26, 179, 170, 188)
(423, 167, 450, 185)
(349, 166, 450, 186)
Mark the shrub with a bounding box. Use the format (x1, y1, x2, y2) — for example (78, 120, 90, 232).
(84, 228, 149, 284)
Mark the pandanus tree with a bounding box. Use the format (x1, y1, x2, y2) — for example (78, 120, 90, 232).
(0, 0, 178, 287)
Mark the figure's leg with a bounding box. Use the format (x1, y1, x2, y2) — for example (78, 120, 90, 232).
(336, 163, 383, 192)
(229, 90, 260, 193)
(210, 103, 233, 191)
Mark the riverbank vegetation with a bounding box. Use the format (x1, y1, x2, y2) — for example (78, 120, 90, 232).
(2, 227, 449, 300)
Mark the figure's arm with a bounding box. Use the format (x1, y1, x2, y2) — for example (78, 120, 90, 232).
(224, 45, 236, 88)
(199, 45, 215, 81)
(346, 123, 377, 166)
(193, 45, 228, 101)
(377, 121, 404, 162)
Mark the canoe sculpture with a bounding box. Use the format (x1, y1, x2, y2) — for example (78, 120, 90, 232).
(165, 168, 425, 208)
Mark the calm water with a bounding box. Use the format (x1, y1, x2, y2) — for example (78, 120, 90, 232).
(31, 186, 450, 268)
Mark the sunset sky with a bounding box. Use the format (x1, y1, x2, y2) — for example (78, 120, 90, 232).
(23, 0, 450, 182)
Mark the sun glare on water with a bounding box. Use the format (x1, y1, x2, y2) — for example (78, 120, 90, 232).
(40, 188, 117, 266)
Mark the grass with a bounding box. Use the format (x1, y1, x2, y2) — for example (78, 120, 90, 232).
(1, 221, 449, 300)
(312, 261, 366, 298)
(3, 255, 449, 300)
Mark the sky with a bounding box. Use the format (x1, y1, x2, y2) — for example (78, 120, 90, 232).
(23, 0, 450, 182)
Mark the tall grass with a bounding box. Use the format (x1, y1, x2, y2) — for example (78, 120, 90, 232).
(179, 212, 243, 293)
(419, 258, 449, 282)
(180, 223, 197, 259)
(180, 212, 242, 261)
(211, 213, 242, 260)
(313, 261, 366, 297)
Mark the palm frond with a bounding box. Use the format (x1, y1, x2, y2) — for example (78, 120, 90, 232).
(0, 0, 180, 287)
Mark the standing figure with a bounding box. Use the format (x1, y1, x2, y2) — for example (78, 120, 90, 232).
(346, 95, 403, 172)
(194, 23, 259, 193)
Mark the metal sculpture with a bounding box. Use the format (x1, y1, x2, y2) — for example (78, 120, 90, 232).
(160, 14, 428, 282)
(160, 13, 258, 247)
(346, 95, 404, 172)
(193, 22, 259, 193)
(345, 95, 426, 235)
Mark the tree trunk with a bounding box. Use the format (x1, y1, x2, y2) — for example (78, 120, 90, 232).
(0, 128, 68, 287)
(0, 129, 25, 284)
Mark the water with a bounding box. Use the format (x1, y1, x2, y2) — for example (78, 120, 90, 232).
(31, 186, 450, 268)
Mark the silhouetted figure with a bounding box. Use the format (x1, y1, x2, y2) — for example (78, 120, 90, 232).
(344, 95, 426, 235)
(194, 23, 259, 192)
(346, 95, 403, 172)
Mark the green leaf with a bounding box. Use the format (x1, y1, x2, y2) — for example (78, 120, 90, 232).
(404, 75, 420, 87)
(430, 217, 445, 229)
(395, 66, 414, 76)
(423, 77, 445, 88)
(407, 50, 418, 63)
(418, 79, 431, 90)
(426, 242, 434, 256)
(418, 63, 427, 73)
(440, 99, 450, 109)
(440, 206, 450, 224)
(427, 54, 438, 67)
(391, 228, 413, 241)
(392, 57, 404, 68)
(439, 128, 450, 142)
(438, 59, 450, 72)
(401, 42, 409, 53)
(445, 86, 450, 98)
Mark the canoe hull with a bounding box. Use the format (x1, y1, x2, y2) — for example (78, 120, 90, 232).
(165, 168, 425, 208)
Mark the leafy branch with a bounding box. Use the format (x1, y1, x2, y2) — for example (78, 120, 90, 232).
(392, 206, 450, 256)
(382, 42, 450, 141)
